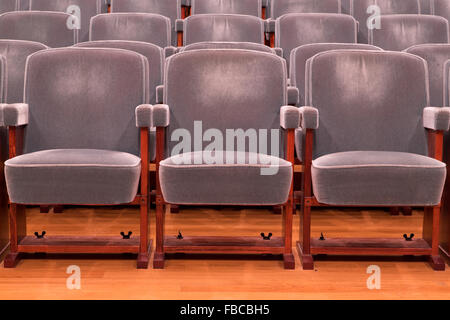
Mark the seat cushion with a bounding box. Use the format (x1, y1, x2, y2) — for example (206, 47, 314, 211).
(5, 149, 141, 204)
(159, 151, 292, 205)
(312, 151, 446, 206)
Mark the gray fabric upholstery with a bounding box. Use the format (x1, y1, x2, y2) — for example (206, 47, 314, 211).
(74, 40, 164, 104)
(156, 85, 164, 103)
(420, 0, 431, 13)
(423, 106, 450, 130)
(0, 11, 78, 47)
(163, 49, 287, 157)
(290, 43, 382, 104)
(182, 14, 265, 45)
(111, 0, 181, 46)
(2, 103, 28, 126)
(90, 13, 171, 48)
(0, 0, 18, 13)
(312, 151, 446, 206)
(135, 104, 152, 128)
(432, 0, 450, 21)
(352, 0, 420, 43)
(180, 41, 277, 54)
(29, 0, 103, 42)
(160, 151, 292, 205)
(164, 46, 178, 58)
(275, 13, 357, 69)
(405, 44, 450, 106)
(152, 104, 170, 127)
(270, 0, 341, 19)
(341, 0, 351, 14)
(287, 86, 299, 105)
(191, 0, 262, 17)
(295, 127, 303, 158)
(306, 50, 431, 159)
(0, 56, 6, 103)
(306, 49, 448, 205)
(369, 15, 449, 51)
(280, 105, 300, 129)
(5, 149, 141, 204)
(23, 47, 149, 156)
(446, 60, 450, 107)
(0, 40, 48, 103)
(299, 106, 318, 129)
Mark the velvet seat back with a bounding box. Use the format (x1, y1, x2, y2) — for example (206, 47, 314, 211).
(305, 50, 429, 158)
(0, 11, 78, 47)
(183, 14, 265, 45)
(90, 13, 171, 48)
(111, 0, 180, 46)
(191, 0, 262, 17)
(74, 40, 164, 104)
(276, 13, 357, 69)
(23, 48, 149, 156)
(163, 49, 287, 157)
(0, 0, 18, 13)
(433, 0, 450, 21)
(369, 15, 449, 51)
(29, 0, 105, 42)
(180, 41, 276, 54)
(290, 43, 382, 104)
(270, 0, 341, 19)
(352, 0, 420, 43)
(405, 44, 450, 106)
(0, 40, 48, 103)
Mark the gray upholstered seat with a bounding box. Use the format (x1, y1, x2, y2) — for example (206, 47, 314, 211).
(303, 49, 448, 205)
(275, 13, 357, 69)
(312, 151, 445, 206)
(432, 0, 450, 21)
(160, 151, 292, 205)
(158, 49, 294, 205)
(369, 15, 449, 51)
(352, 0, 420, 43)
(90, 13, 171, 48)
(0, 55, 6, 103)
(0, 11, 78, 47)
(420, 0, 431, 13)
(179, 41, 279, 55)
(3, 47, 149, 204)
(29, 0, 106, 42)
(5, 149, 141, 204)
(191, 0, 262, 17)
(405, 44, 450, 106)
(0, 40, 48, 103)
(111, 0, 181, 46)
(0, 0, 18, 13)
(180, 14, 265, 45)
(74, 40, 164, 161)
(290, 43, 382, 106)
(270, 0, 341, 19)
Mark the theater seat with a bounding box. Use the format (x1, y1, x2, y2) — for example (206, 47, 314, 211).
(312, 151, 446, 206)
(275, 13, 357, 69)
(160, 151, 292, 205)
(191, 0, 262, 17)
(179, 41, 281, 56)
(0, 11, 78, 47)
(0, 40, 48, 103)
(5, 149, 140, 204)
(90, 13, 171, 48)
(29, 0, 105, 42)
(179, 14, 265, 46)
(270, 0, 341, 19)
(0, 0, 18, 14)
(352, 0, 420, 43)
(111, 0, 181, 46)
(369, 15, 449, 51)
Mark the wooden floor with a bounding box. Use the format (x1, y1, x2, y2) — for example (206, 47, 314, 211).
(0, 205, 449, 300)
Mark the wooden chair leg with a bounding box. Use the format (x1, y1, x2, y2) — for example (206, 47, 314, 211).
(170, 204, 179, 214)
(423, 206, 445, 271)
(297, 201, 314, 270)
(40, 205, 50, 213)
(53, 205, 64, 214)
(153, 196, 165, 269)
(390, 207, 400, 215)
(137, 196, 150, 269)
(4, 204, 26, 268)
(282, 201, 295, 269)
